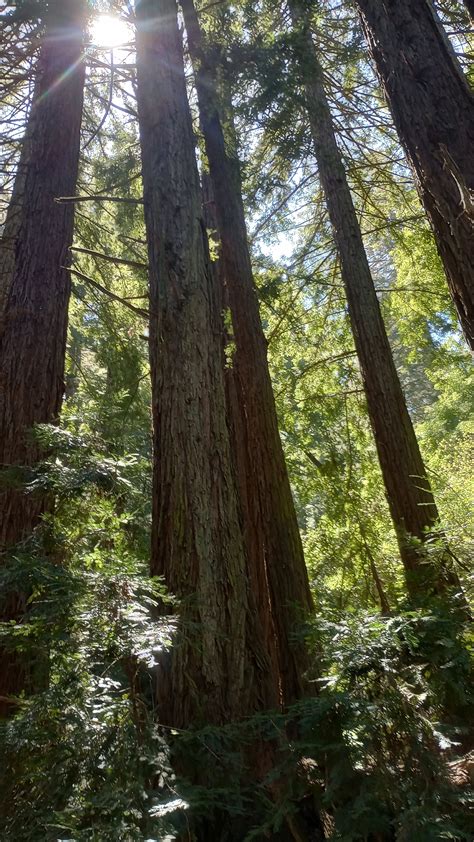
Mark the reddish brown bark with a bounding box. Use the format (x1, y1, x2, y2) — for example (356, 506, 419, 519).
(180, 0, 314, 708)
(353, 0, 474, 350)
(0, 127, 33, 320)
(0, 0, 86, 547)
(135, 0, 277, 727)
(288, 0, 464, 601)
(0, 0, 86, 715)
(201, 171, 283, 697)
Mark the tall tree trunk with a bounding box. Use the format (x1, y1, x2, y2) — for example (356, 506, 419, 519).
(135, 0, 277, 728)
(201, 170, 283, 695)
(0, 0, 86, 716)
(180, 0, 313, 707)
(0, 0, 86, 547)
(353, 0, 474, 350)
(288, 0, 462, 601)
(0, 131, 33, 320)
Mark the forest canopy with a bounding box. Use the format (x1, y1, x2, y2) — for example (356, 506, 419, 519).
(0, 0, 473, 839)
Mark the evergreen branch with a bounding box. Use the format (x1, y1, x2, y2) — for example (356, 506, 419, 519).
(71, 245, 148, 271)
(66, 267, 150, 320)
(82, 49, 115, 153)
(55, 195, 144, 205)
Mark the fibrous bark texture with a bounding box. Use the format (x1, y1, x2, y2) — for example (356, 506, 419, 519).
(135, 0, 276, 727)
(289, 0, 461, 599)
(354, 0, 474, 350)
(0, 1, 85, 547)
(180, 0, 313, 707)
(0, 132, 33, 321)
(0, 0, 86, 714)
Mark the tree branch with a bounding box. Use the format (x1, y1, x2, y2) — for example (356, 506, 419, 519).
(55, 195, 143, 205)
(66, 267, 149, 319)
(71, 245, 148, 271)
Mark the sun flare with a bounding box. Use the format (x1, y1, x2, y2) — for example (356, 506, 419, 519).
(90, 15, 131, 49)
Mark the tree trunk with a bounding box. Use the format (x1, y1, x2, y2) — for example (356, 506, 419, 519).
(364, 540, 391, 616)
(0, 131, 33, 320)
(462, 0, 474, 22)
(180, 0, 314, 707)
(135, 0, 277, 727)
(353, 0, 474, 350)
(288, 0, 462, 601)
(0, 0, 86, 716)
(202, 170, 283, 695)
(64, 326, 82, 401)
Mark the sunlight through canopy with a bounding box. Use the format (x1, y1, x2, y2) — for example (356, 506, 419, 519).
(90, 15, 131, 49)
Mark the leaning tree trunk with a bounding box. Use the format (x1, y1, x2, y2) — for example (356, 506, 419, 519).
(0, 0, 86, 716)
(288, 0, 463, 601)
(135, 0, 277, 729)
(353, 0, 474, 350)
(180, 0, 313, 707)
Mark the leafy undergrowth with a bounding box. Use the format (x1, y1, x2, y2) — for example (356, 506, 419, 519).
(1, 432, 472, 840)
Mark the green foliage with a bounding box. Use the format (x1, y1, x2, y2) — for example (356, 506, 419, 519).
(1, 425, 471, 840)
(1, 0, 473, 838)
(304, 612, 474, 839)
(0, 431, 174, 841)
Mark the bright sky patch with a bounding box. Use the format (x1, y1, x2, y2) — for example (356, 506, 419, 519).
(90, 15, 131, 49)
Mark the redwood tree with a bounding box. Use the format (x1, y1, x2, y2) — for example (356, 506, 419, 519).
(0, 0, 87, 715)
(0, 130, 33, 320)
(135, 0, 278, 728)
(353, 0, 474, 350)
(180, 0, 313, 707)
(0, 0, 87, 548)
(287, 0, 463, 600)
